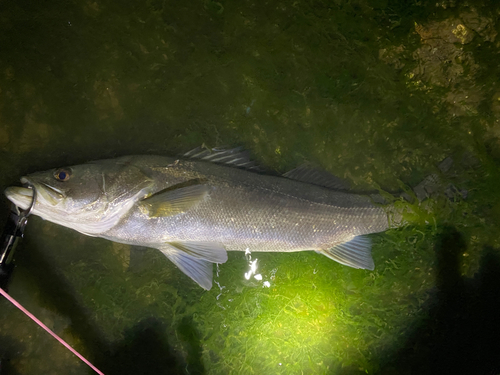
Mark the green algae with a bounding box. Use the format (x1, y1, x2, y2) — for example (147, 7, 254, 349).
(0, 0, 499, 374)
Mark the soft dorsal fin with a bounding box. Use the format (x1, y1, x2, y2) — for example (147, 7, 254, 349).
(283, 164, 351, 191)
(183, 146, 261, 170)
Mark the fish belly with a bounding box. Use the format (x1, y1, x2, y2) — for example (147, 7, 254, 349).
(105, 182, 389, 253)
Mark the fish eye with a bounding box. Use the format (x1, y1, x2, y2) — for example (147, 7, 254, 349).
(54, 169, 72, 182)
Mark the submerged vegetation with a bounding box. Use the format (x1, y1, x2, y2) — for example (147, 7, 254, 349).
(0, 0, 499, 374)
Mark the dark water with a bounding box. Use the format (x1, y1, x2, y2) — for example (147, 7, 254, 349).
(0, 0, 500, 374)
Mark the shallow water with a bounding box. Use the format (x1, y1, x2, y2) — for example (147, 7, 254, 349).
(1, 1, 500, 374)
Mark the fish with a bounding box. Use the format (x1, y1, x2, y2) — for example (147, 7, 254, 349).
(4, 148, 400, 290)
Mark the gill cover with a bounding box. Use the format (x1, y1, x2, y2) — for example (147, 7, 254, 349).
(6, 157, 156, 236)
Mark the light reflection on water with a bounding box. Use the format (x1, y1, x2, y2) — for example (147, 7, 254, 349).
(243, 249, 274, 288)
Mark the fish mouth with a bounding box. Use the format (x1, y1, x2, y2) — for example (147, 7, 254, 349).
(4, 185, 34, 211)
(5, 177, 64, 210)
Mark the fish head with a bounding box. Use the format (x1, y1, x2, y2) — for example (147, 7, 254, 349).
(5, 158, 155, 235)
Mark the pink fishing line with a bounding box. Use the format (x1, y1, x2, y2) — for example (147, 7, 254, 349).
(0, 287, 105, 375)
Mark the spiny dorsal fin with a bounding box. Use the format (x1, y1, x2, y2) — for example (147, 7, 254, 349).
(283, 164, 351, 191)
(183, 146, 261, 170)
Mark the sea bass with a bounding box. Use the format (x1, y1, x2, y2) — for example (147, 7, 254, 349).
(4, 148, 398, 289)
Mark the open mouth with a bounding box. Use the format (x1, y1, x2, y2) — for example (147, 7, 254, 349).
(4, 185, 34, 211)
(4, 177, 60, 212)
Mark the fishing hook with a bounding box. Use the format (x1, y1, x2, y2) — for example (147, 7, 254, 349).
(0, 184, 37, 290)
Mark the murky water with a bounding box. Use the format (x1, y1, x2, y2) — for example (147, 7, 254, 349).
(1, 1, 499, 374)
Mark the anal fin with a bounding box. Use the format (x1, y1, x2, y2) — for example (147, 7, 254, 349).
(318, 235, 374, 270)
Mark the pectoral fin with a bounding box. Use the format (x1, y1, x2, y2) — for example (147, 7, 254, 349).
(139, 185, 210, 217)
(157, 242, 228, 290)
(318, 235, 374, 270)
